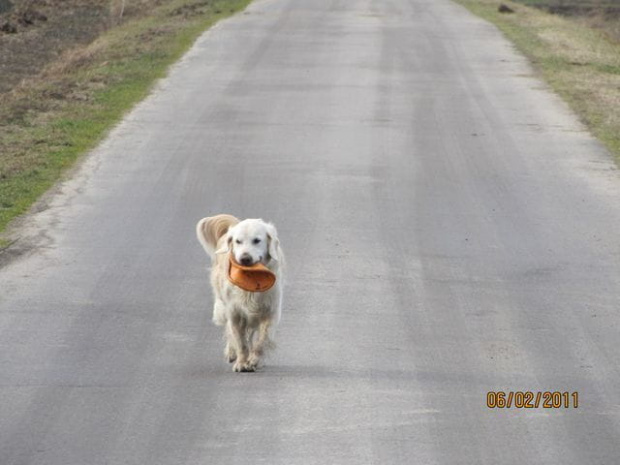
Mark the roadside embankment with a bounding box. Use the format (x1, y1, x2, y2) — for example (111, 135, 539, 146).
(0, 0, 251, 245)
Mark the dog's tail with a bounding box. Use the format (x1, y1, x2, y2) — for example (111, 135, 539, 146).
(196, 214, 239, 259)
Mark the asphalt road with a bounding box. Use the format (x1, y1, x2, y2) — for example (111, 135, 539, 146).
(2, 0, 620, 463)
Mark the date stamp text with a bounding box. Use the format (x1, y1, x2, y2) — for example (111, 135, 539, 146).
(487, 391, 579, 409)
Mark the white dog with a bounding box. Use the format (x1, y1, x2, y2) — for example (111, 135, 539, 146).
(196, 214, 284, 372)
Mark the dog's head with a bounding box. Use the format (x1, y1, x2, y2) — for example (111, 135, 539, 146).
(216, 218, 280, 267)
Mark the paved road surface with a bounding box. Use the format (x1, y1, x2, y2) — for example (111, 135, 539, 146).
(2, 0, 620, 463)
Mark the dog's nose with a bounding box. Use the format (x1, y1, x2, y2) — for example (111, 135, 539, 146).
(240, 254, 253, 266)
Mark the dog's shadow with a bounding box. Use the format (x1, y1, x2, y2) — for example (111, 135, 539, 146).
(186, 363, 386, 381)
(186, 363, 493, 387)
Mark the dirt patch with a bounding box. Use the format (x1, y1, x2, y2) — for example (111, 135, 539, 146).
(0, 1, 111, 94)
(171, 0, 212, 16)
(0, 0, 177, 95)
(0, 0, 14, 14)
(541, 4, 620, 19)
(513, 1, 620, 16)
(512, 0, 620, 41)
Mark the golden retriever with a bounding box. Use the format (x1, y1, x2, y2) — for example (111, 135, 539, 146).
(196, 214, 284, 372)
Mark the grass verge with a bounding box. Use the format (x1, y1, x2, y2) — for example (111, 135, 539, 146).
(0, 0, 251, 241)
(453, 0, 620, 162)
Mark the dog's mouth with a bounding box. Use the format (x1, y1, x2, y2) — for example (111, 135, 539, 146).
(235, 255, 263, 267)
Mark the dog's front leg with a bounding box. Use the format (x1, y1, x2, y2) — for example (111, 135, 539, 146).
(248, 318, 273, 370)
(212, 299, 227, 326)
(224, 339, 237, 363)
(227, 315, 252, 372)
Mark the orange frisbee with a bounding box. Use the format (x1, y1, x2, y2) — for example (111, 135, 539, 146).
(228, 255, 276, 292)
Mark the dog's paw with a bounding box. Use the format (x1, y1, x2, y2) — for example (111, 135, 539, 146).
(225, 344, 237, 363)
(232, 361, 255, 373)
(247, 354, 261, 371)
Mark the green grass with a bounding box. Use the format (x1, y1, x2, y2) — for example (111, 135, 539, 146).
(0, 0, 251, 238)
(454, 0, 620, 163)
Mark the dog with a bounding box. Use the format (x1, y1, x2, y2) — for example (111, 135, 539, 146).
(196, 214, 284, 372)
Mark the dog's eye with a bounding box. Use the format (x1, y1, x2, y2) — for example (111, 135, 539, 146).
(252, 238, 261, 245)
(235, 239, 242, 244)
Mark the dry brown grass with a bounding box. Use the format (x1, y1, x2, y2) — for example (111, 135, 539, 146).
(455, 0, 620, 164)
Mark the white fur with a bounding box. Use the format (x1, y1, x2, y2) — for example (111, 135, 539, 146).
(196, 215, 284, 372)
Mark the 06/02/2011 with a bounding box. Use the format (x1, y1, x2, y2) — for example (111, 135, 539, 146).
(487, 391, 578, 409)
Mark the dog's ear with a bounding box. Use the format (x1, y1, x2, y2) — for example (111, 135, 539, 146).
(266, 223, 280, 261)
(215, 233, 233, 254)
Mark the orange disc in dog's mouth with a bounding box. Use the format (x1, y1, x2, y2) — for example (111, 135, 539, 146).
(228, 255, 276, 292)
